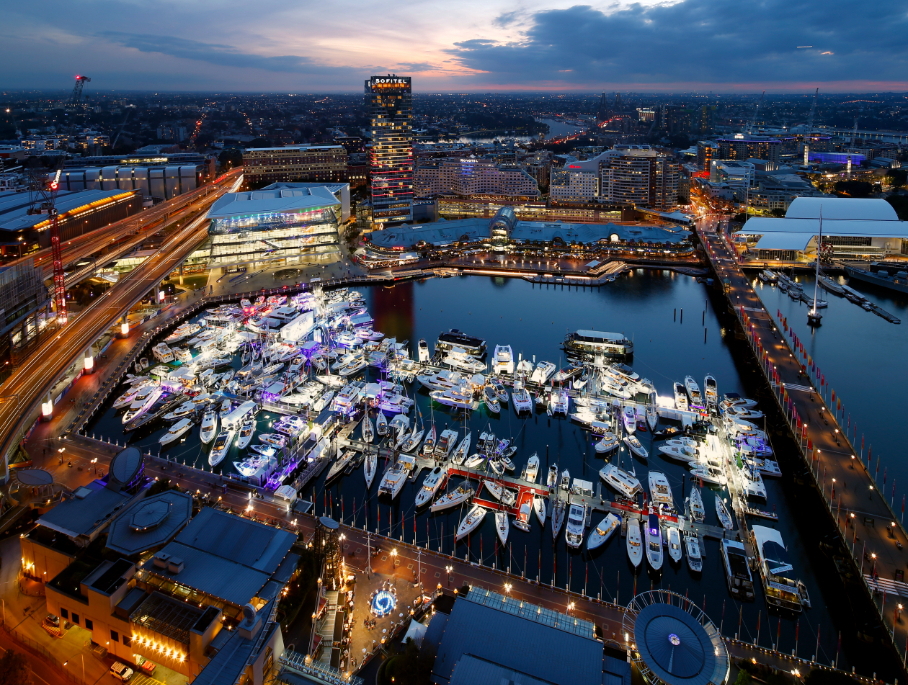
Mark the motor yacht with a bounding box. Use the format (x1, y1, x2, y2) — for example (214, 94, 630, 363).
(364, 450, 377, 488)
(416, 369, 464, 391)
(645, 512, 663, 571)
(525, 454, 539, 483)
(163, 401, 196, 422)
(160, 418, 193, 446)
(113, 381, 153, 410)
(534, 496, 546, 526)
(443, 346, 486, 373)
(259, 433, 285, 449)
(492, 344, 515, 375)
(716, 495, 734, 530)
(624, 435, 648, 460)
(704, 374, 718, 410)
(530, 361, 557, 385)
(626, 518, 643, 568)
(249, 443, 276, 458)
(209, 428, 235, 467)
(587, 513, 620, 551)
(165, 322, 201, 344)
(622, 406, 636, 434)
(431, 486, 473, 512)
(667, 525, 682, 565)
(551, 500, 566, 538)
(483, 385, 501, 414)
(233, 454, 276, 479)
(235, 417, 255, 450)
(594, 432, 620, 455)
(122, 387, 164, 424)
(687, 487, 705, 522)
(722, 393, 758, 409)
(647, 471, 673, 510)
(685, 534, 703, 573)
(673, 382, 689, 411)
(565, 503, 587, 549)
(495, 511, 510, 546)
(488, 458, 504, 476)
(414, 467, 446, 507)
(435, 429, 458, 459)
(724, 405, 764, 422)
(200, 409, 218, 444)
(560, 469, 571, 491)
(684, 376, 703, 408)
(152, 343, 175, 364)
(376, 411, 388, 437)
(417, 339, 430, 363)
(658, 443, 697, 463)
(451, 432, 471, 465)
(599, 463, 642, 499)
(492, 379, 509, 404)
(430, 381, 475, 410)
(455, 505, 487, 540)
(689, 463, 727, 487)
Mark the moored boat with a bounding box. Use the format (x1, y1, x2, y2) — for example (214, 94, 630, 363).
(587, 513, 620, 551)
(626, 518, 643, 568)
(644, 512, 663, 571)
(431, 485, 473, 512)
(455, 504, 487, 540)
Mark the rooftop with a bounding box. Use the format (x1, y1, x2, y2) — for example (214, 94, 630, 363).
(0, 189, 137, 233)
(106, 491, 193, 557)
(207, 186, 342, 219)
(38, 480, 132, 539)
(432, 587, 602, 685)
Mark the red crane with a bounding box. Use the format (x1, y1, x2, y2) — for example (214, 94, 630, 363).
(48, 170, 67, 325)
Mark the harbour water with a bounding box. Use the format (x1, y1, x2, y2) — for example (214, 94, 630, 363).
(86, 270, 897, 674)
(756, 272, 908, 498)
(447, 118, 583, 143)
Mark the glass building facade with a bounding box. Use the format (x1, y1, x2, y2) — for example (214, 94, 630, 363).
(366, 75, 413, 226)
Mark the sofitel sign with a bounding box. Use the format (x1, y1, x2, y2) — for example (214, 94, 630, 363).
(367, 76, 411, 90)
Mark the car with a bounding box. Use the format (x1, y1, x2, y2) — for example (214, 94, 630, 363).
(44, 613, 60, 628)
(109, 662, 135, 682)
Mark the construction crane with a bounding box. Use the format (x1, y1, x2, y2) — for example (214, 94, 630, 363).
(803, 88, 819, 165)
(747, 91, 765, 135)
(70, 75, 91, 108)
(27, 166, 67, 325)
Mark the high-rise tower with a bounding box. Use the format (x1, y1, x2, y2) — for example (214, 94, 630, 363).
(366, 74, 413, 227)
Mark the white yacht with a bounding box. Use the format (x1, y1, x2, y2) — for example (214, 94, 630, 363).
(551, 500, 566, 538)
(646, 404, 658, 432)
(513, 501, 532, 533)
(209, 428, 235, 467)
(430, 382, 475, 410)
(249, 444, 276, 458)
(587, 513, 620, 551)
(416, 369, 464, 391)
(414, 466, 446, 507)
(376, 411, 388, 437)
(401, 428, 425, 454)
(160, 418, 193, 446)
(483, 480, 516, 507)
(565, 503, 587, 549)
(703, 374, 718, 410)
(533, 496, 546, 525)
(421, 425, 437, 457)
(163, 401, 196, 422)
(648, 471, 673, 510)
(495, 511, 510, 546)
(688, 487, 706, 522)
(492, 379, 509, 404)
(431, 485, 473, 512)
(530, 361, 557, 385)
(455, 505, 487, 540)
(716, 495, 734, 530)
(165, 322, 201, 344)
(364, 450, 377, 488)
(624, 435, 648, 460)
(645, 512, 664, 571)
(152, 343, 175, 364)
(595, 432, 620, 455)
(113, 381, 154, 410)
(626, 518, 643, 568)
(443, 347, 486, 373)
(599, 463, 642, 499)
(684, 376, 703, 408)
(417, 339, 430, 363)
(483, 385, 501, 414)
(378, 458, 414, 499)
(492, 345, 515, 375)
(560, 469, 571, 491)
(233, 454, 276, 479)
(673, 382, 689, 411)
(511, 382, 533, 413)
(435, 429, 458, 459)
(235, 417, 255, 450)
(622, 405, 636, 434)
(524, 454, 539, 483)
(546, 464, 559, 488)
(200, 411, 218, 444)
(689, 463, 727, 487)
(685, 534, 703, 573)
(658, 443, 697, 463)
(667, 526, 682, 565)
(259, 433, 285, 449)
(362, 415, 374, 444)
(451, 432, 471, 465)
(122, 387, 163, 425)
(326, 449, 356, 483)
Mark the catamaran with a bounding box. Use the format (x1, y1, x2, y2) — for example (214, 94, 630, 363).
(511, 381, 533, 413)
(587, 513, 620, 551)
(599, 463, 642, 499)
(456, 505, 487, 540)
(379, 458, 413, 499)
(414, 467, 446, 507)
(492, 344, 515, 375)
(431, 485, 472, 512)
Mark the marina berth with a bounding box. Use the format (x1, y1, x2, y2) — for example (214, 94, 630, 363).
(644, 512, 663, 570)
(456, 504, 487, 540)
(751, 526, 810, 612)
(722, 539, 755, 601)
(565, 503, 587, 549)
(431, 485, 473, 512)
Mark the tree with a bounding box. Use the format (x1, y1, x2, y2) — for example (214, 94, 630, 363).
(248, 137, 272, 148)
(733, 669, 753, 685)
(218, 149, 243, 170)
(834, 180, 873, 198)
(0, 650, 32, 685)
(886, 193, 908, 221)
(885, 168, 907, 188)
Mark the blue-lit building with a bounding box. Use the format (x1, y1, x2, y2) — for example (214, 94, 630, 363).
(199, 182, 349, 269)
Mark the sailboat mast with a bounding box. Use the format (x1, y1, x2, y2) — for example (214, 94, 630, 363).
(812, 206, 822, 314)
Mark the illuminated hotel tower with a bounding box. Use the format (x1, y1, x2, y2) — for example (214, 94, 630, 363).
(366, 75, 413, 226)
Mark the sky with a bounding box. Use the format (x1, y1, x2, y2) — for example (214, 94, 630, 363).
(2, 0, 907, 93)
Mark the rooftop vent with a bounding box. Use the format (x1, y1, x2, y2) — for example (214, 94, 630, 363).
(152, 552, 171, 569)
(167, 557, 184, 574)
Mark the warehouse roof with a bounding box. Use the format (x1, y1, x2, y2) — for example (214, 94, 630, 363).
(106, 491, 193, 556)
(0, 189, 137, 233)
(752, 233, 815, 251)
(38, 480, 132, 539)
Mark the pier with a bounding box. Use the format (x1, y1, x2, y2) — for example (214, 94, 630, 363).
(699, 223, 908, 666)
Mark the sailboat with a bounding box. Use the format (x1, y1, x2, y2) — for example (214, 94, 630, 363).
(364, 449, 377, 488)
(626, 517, 643, 568)
(362, 414, 374, 443)
(421, 423, 437, 456)
(455, 505, 487, 540)
(551, 500, 566, 538)
(716, 494, 734, 530)
(495, 511, 509, 546)
(533, 496, 546, 525)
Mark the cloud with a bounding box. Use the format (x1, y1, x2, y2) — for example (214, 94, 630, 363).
(446, 0, 908, 88)
(493, 11, 522, 28)
(99, 32, 358, 76)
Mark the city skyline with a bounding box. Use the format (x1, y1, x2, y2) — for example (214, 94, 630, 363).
(2, 0, 907, 93)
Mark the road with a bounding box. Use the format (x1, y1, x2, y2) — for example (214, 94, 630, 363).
(9, 169, 241, 280)
(0, 174, 242, 463)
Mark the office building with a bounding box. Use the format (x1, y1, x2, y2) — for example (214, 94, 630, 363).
(366, 75, 413, 226)
(717, 136, 781, 169)
(550, 166, 599, 203)
(601, 150, 679, 211)
(200, 182, 347, 269)
(697, 141, 718, 172)
(709, 160, 754, 189)
(658, 105, 693, 135)
(415, 158, 538, 198)
(243, 145, 348, 188)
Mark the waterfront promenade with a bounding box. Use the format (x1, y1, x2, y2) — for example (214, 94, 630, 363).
(698, 220, 908, 670)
